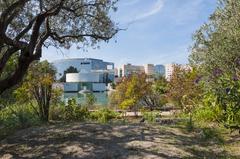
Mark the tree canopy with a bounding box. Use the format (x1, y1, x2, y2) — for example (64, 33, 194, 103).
(0, 0, 118, 94)
(189, 0, 240, 131)
(190, 0, 240, 77)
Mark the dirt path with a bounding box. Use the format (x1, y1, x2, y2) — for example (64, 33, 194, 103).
(0, 122, 239, 159)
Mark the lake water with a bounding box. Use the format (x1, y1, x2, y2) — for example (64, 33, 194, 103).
(64, 92, 109, 106)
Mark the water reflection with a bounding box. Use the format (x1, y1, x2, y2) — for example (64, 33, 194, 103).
(64, 92, 109, 105)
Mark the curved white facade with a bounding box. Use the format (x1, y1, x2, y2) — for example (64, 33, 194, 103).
(66, 73, 100, 83)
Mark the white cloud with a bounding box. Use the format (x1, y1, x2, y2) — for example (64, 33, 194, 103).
(133, 0, 164, 21)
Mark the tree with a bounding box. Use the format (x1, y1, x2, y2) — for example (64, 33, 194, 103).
(167, 65, 203, 124)
(14, 61, 62, 121)
(141, 76, 168, 111)
(189, 0, 240, 131)
(59, 66, 78, 82)
(110, 73, 163, 112)
(190, 0, 240, 77)
(0, 0, 118, 94)
(0, 53, 19, 106)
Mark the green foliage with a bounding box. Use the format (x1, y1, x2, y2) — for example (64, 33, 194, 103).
(142, 77, 168, 111)
(203, 74, 240, 129)
(119, 99, 136, 110)
(0, 104, 41, 139)
(111, 74, 166, 111)
(14, 61, 61, 122)
(190, 0, 240, 76)
(49, 104, 65, 121)
(189, 0, 240, 132)
(90, 108, 119, 123)
(64, 98, 78, 121)
(168, 66, 202, 109)
(85, 93, 97, 107)
(74, 106, 90, 121)
(143, 111, 161, 123)
(0, 53, 19, 80)
(199, 128, 224, 143)
(194, 106, 216, 123)
(64, 98, 90, 121)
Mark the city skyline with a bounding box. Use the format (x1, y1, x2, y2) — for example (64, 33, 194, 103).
(41, 0, 217, 67)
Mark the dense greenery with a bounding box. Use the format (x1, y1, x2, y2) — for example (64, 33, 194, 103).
(0, 104, 41, 139)
(14, 61, 62, 121)
(110, 74, 168, 112)
(189, 0, 240, 132)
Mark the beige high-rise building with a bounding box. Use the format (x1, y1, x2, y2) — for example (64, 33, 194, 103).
(165, 64, 175, 81)
(144, 64, 155, 76)
(120, 64, 145, 77)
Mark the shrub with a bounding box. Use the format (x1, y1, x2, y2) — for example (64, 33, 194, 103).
(49, 104, 65, 121)
(90, 108, 119, 123)
(143, 111, 161, 123)
(0, 104, 41, 139)
(194, 105, 217, 123)
(63, 98, 90, 121)
(64, 98, 77, 121)
(85, 93, 96, 107)
(74, 106, 90, 121)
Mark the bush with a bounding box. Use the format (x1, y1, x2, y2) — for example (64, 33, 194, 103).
(0, 104, 41, 139)
(85, 93, 96, 107)
(49, 104, 65, 121)
(194, 105, 217, 123)
(63, 98, 90, 121)
(90, 108, 119, 123)
(143, 111, 161, 123)
(74, 106, 90, 121)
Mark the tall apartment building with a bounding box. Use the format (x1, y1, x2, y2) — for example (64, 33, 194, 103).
(118, 63, 166, 77)
(144, 64, 155, 76)
(165, 64, 175, 81)
(120, 64, 145, 77)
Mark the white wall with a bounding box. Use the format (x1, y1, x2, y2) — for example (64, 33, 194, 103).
(66, 73, 100, 82)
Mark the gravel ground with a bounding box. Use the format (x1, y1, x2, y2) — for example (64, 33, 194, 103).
(0, 122, 239, 159)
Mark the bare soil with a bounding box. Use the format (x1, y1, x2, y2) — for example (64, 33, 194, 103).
(0, 122, 239, 159)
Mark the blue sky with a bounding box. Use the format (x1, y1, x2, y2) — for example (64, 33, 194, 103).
(42, 0, 217, 67)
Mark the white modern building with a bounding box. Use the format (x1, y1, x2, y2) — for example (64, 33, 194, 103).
(52, 58, 115, 93)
